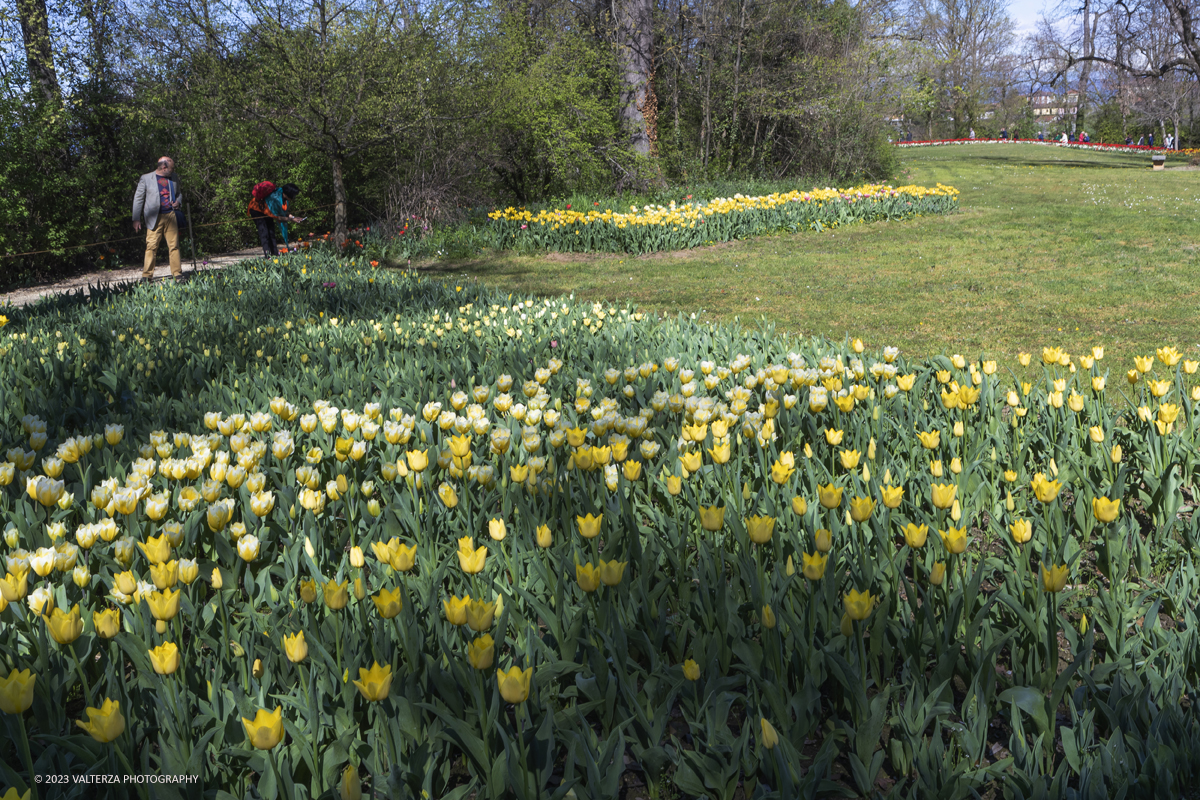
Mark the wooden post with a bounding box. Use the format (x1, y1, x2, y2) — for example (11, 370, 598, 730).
(186, 198, 198, 273)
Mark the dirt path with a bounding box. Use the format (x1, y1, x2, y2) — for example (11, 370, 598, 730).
(1, 248, 264, 308)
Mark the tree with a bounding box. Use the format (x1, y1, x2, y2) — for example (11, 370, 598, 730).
(906, 0, 1016, 137)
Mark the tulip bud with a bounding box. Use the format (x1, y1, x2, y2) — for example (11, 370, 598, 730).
(1110, 445, 1122, 464)
(211, 568, 223, 589)
(350, 546, 365, 568)
(1005, 492, 1015, 512)
(950, 499, 962, 522)
(354, 577, 365, 600)
(156, 620, 168, 634)
(252, 659, 264, 678)
(929, 562, 946, 585)
(840, 613, 853, 638)
(367, 498, 381, 517)
(340, 765, 362, 800)
(3, 527, 17, 548)
(305, 537, 316, 559)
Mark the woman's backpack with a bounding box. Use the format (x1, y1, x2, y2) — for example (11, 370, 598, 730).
(251, 181, 277, 202)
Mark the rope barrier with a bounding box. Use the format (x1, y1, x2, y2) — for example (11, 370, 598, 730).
(0, 203, 341, 260)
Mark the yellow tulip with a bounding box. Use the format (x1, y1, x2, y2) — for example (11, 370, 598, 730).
(745, 515, 776, 545)
(283, 631, 308, 663)
(598, 559, 627, 586)
(406, 449, 429, 472)
(0, 668, 35, 714)
(1031, 473, 1062, 503)
(930, 483, 956, 509)
(576, 513, 603, 539)
(678, 450, 702, 473)
(801, 552, 828, 580)
(372, 587, 403, 619)
(916, 430, 940, 449)
(824, 428, 844, 446)
(467, 635, 495, 670)
(760, 717, 779, 749)
(791, 496, 807, 515)
(880, 485, 903, 509)
(682, 659, 701, 681)
(488, 518, 507, 541)
(818, 484, 843, 509)
(844, 589, 874, 621)
(148, 642, 180, 675)
(708, 440, 731, 464)
(298, 578, 317, 604)
(699, 505, 725, 531)
(849, 496, 875, 522)
(137, 534, 171, 565)
(769, 460, 794, 484)
(903, 523, 928, 548)
(390, 543, 417, 572)
(623, 459, 643, 480)
(146, 589, 181, 621)
(150, 560, 178, 590)
(437, 482, 459, 508)
(497, 666, 532, 703)
(839, 449, 861, 470)
(1093, 497, 1121, 523)
(939, 526, 967, 554)
(45, 604, 83, 644)
(353, 662, 393, 701)
(665, 475, 682, 495)
(74, 697, 125, 744)
(1041, 563, 1069, 593)
(576, 562, 601, 592)
(94, 608, 120, 638)
(444, 595, 469, 625)
(814, 528, 832, 552)
(457, 537, 487, 574)
(324, 580, 350, 610)
(465, 598, 496, 631)
(536, 524, 553, 548)
(1010, 519, 1033, 545)
(929, 562, 946, 585)
(242, 707, 284, 749)
(340, 765, 361, 800)
(761, 604, 776, 629)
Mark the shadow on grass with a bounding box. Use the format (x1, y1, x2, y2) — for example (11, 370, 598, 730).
(965, 155, 1150, 170)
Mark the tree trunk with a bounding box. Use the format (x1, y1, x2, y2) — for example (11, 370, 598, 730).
(331, 154, 348, 245)
(15, 0, 60, 106)
(1075, 4, 1096, 134)
(615, 0, 656, 156)
(727, 0, 747, 173)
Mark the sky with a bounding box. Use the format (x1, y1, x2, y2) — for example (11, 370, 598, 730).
(1009, 0, 1050, 34)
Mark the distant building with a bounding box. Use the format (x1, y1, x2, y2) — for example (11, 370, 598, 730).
(1031, 91, 1078, 121)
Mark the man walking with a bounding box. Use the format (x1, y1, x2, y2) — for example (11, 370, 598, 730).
(132, 157, 184, 282)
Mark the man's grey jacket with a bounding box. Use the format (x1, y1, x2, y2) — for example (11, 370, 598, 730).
(132, 172, 182, 231)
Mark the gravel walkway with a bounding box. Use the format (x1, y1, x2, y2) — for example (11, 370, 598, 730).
(1, 248, 264, 308)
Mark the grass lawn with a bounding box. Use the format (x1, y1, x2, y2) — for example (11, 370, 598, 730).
(435, 144, 1200, 368)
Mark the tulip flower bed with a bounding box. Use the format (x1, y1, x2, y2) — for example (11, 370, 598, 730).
(2, 252, 1200, 799)
(487, 184, 960, 254)
(894, 138, 1189, 155)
